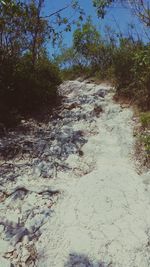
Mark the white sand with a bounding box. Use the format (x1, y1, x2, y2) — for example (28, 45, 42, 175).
(36, 81, 150, 267)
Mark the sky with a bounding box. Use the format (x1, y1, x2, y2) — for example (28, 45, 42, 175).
(43, 0, 150, 54)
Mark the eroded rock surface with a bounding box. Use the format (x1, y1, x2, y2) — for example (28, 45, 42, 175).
(0, 81, 150, 267)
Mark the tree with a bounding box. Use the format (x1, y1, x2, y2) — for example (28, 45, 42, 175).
(0, 0, 85, 127)
(72, 17, 114, 72)
(0, 0, 84, 65)
(92, 0, 150, 27)
(73, 17, 101, 59)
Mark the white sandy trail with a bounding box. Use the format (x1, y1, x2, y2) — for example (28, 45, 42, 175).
(37, 81, 150, 267)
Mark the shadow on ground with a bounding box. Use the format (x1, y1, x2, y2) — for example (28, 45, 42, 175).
(64, 253, 113, 267)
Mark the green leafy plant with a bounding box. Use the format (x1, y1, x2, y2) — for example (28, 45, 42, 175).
(140, 112, 150, 128)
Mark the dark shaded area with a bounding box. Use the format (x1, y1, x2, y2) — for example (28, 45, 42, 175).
(0, 53, 62, 130)
(0, 189, 57, 245)
(64, 253, 113, 267)
(0, 0, 64, 129)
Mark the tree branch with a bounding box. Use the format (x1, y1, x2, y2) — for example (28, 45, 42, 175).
(40, 4, 70, 19)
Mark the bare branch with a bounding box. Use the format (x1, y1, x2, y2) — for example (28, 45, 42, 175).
(40, 4, 70, 19)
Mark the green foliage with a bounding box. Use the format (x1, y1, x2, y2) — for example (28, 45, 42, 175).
(0, 52, 61, 127)
(137, 111, 150, 168)
(0, 0, 66, 127)
(113, 39, 137, 92)
(140, 112, 150, 128)
(92, 1, 150, 110)
(0, 0, 85, 128)
(131, 46, 150, 109)
(73, 17, 101, 58)
(61, 65, 90, 80)
(58, 19, 115, 81)
(114, 40, 150, 110)
(92, 0, 150, 27)
(14, 55, 61, 112)
(93, 0, 114, 18)
(141, 134, 150, 155)
(60, 22, 150, 112)
(144, 135, 150, 154)
(55, 47, 78, 68)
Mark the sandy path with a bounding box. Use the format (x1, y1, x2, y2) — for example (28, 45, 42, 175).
(36, 81, 150, 267)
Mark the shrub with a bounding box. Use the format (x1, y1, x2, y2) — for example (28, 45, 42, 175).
(0, 53, 62, 127)
(13, 55, 62, 113)
(140, 112, 150, 128)
(131, 46, 150, 110)
(61, 65, 92, 80)
(143, 135, 150, 154)
(113, 40, 136, 95)
(114, 40, 150, 110)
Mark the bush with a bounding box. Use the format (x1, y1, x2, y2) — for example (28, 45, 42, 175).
(114, 41, 150, 110)
(144, 135, 150, 155)
(61, 65, 92, 80)
(14, 55, 61, 113)
(131, 46, 150, 110)
(140, 112, 150, 128)
(113, 40, 137, 94)
(0, 53, 62, 127)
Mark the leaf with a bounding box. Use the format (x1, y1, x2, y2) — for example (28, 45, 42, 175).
(1, 0, 6, 5)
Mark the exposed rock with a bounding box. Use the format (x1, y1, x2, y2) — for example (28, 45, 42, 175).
(65, 102, 80, 110)
(21, 247, 30, 262)
(22, 235, 30, 246)
(93, 105, 103, 117)
(12, 250, 18, 259)
(0, 192, 6, 203)
(7, 246, 15, 253)
(95, 88, 106, 98)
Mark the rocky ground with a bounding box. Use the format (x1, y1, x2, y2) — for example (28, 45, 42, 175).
(0, 80, 150, 267)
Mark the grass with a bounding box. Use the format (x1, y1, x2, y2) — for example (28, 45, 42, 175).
(140, 112, 150, 129)
(135, 111, 150, 171)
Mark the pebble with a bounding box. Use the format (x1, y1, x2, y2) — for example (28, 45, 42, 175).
(21, 247, 30, 262)
(47, 201, 52, 208)
(22, 235, 30, 246)
(13, 250, 18, 259)
(0, 192, 6, 202)
(7, 245, 15, 253)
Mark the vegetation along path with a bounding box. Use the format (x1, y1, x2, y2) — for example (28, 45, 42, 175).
(0, 81, 150, 267)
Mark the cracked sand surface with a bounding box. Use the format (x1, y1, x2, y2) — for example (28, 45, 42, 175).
(36, 81, 150, 267)
(0, 81, 150, 267)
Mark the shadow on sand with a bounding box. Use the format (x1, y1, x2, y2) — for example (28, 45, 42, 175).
(64, 253, 113, 267)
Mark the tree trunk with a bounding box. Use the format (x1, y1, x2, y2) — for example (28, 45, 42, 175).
(32, 0, 44, 67)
